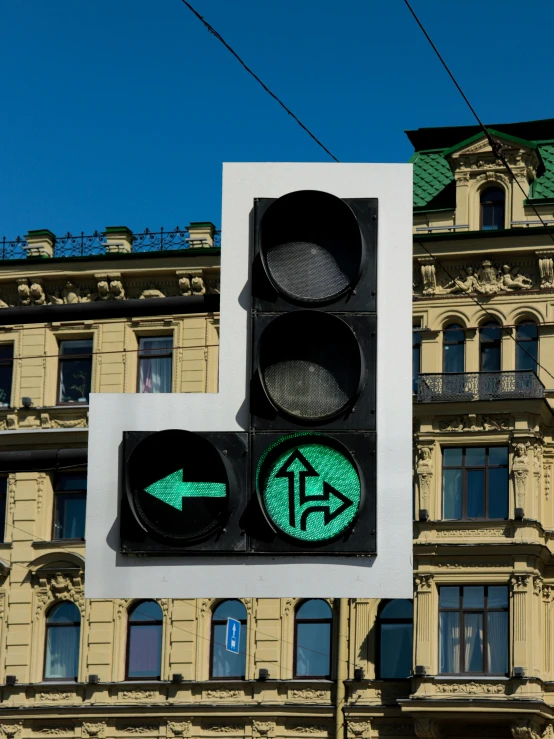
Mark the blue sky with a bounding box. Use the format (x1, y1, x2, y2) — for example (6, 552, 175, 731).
(1, 0, 552, 238)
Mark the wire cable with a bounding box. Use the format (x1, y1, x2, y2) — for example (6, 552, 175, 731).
(177, 0, 339, 163)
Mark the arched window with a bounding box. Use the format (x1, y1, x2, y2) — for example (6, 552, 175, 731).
(443, 324, 465, 373)
(480, 321, 502, 371)
(210, 600, 247, 679)
(294, 599, 332, 678)
(377, 600, 413, 679)
(44, 602, 81, 680)
(516, 321, 538, 372)
(412, 330, 421, 394)
(126, 600, 163, 679)
(480, 187, 505, 231)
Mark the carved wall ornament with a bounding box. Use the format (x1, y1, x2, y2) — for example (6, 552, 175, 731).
(418, 257, 436, 295)
(35, 727, 74, 735)
(543, 585, 554, 603)
(415, 574, 433, 591)
(439, 414, 512, 432)
(416, 445, 434, 508)
(435, 681, 504, 694)
(534, 576, 543, 595)
(252, 722, 275, 737)
(436, 527, 511, 538)
(513, 441, 530, 509)
(139, 285, 165, 299)
(36, 692, 73, 701)
(289, 688, 326, 700)
(511, 575, 530, 592)
(109, 275, 125, 300)
(120, 690, 157, 700)
(119, 727, 158, 734)
(537, 250, 554, 288)
(62, 281, 81, 304)
(17, 278, 31, 305)
(167, 723, 191, 737)
(177, 274, 191, 296)
(346, 722, 371, 739)
(545, 465, 552, 500)
(0, 726, 22, 739)
(203, 689, 240, 699)
(82, 724, 106, 738)
(34, 573, 85, 620)
(414, 720, 442, 739)
(204, 726, 243, 734)
(289, 727, 326, 735)
(511, 719, 545, 739)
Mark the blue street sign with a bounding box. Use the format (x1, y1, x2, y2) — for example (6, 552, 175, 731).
(225, 617, 241, 654)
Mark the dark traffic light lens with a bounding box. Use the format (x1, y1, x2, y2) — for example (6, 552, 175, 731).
(258, 312, 364, 421)
(260, 190, 363, 303)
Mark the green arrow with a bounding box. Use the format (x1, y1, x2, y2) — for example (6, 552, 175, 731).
(144, 469, 226, 511)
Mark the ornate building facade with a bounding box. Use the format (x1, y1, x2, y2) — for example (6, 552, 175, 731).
(1, 118, 554, 739)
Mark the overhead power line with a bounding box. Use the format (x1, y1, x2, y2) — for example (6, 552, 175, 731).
(178, 0, 339, 163)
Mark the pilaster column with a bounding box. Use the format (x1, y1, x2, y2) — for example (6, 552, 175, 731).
(542, 585, 553, 679)
(536, 250, 554, 288)
(511, 574, 530, 674)
(414, 574, 433, 672)
(512, 441, 530, 518)
(418, 257, 436, 295)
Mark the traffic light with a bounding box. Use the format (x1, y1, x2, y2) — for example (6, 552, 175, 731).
(248, 189, 377, 554)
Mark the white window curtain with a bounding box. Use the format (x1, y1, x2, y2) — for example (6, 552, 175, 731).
(439, 612, 460, 673)
(139, 338, 172, 393)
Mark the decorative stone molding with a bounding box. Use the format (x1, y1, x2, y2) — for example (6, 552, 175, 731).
(511, 575, 530, 593)
(346, 722, 371, 739)
(82, 724, 106, 738)
(167, 723, 191, 738)
(536, 250, 554, 288)
(513, 442, 530, 510)
(545, 464, 552, 501)
(35, 728, 74, 735)
(416, 445, 434, 510)
(439, 415, 512, 432)
(203, 689, 240, 699)
(414, 720, 442, 739)
(289, 688, 326, 700)
(543, 585, 554, 603)
(35, 573, 85, 619)
(289, 727, 326, 735)
(252, 722, 275, 737)
(119, 727, 158, 734)
(204, 727, 243, 734)
(418, 257, 436, 295)
(436, 527, 511, 538)
(0, 726, 22, 739)
(511, 719, 544, 739)
(435, 682, 504, 694)
(36, 692, 73, 701)
(534, 576, 543, 595)
(120, 690, 157, 700)
(115, 599, 131, 619)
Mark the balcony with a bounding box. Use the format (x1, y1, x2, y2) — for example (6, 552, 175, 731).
(416, 371, 545, 403)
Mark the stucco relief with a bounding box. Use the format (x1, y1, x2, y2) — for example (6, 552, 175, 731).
(82, 724, 106, 738)
(167, 723, 191, 738)
(416, 445, 434, 510)
(35, 573, 85, 619)
(439, 414, 512, 432)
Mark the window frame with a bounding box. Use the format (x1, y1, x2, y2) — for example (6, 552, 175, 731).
(439, 585, 509, 676)
(515, 321, 539, 372)
(43, 601, 81, 682)
(376, 599, 413, 680)
(0, 344, 14, 408)
(136, 335, 174, 394)
(52, 471, 87, 541)
(480, 186, 506, 231)
(442, 446, 509, 521)
(57, 338, 94, 406)
(479, 321, 502, 372)
(209, 599, 247, 680)
(125, 600, 164, 681)
(443, 323, 465, 373)
(412, 330, 421, 394)
(0, 476, 6, 544)
(293, 599, 333, 680)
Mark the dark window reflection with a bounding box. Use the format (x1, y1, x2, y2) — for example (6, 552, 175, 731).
(480, 322, 501, 371)
(378, 599, 413, 678)
(413, 331, 421, 394)
(295, 599, 332, 678)
(443, 324, 465, 373)
(442, 447, 508, 520)
(0, 345, 13, 407)
(126, 600, 163, 679)
(480, 187, 505, 231)
(58, 340, 93, 404)
(53, 472, 87, 540)
(516, 322, 538, 372)
(211, 600, 247, 678)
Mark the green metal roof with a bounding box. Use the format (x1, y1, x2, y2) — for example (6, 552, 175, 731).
(409, 120, 554, 210)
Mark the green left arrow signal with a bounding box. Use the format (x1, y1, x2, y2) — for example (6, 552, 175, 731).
(144, 469, 226, 511)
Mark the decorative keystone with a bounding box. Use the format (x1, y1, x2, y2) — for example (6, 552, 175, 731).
(188, 222, 216, 248)
(104, 226, 133, 254)
(24, 230, 55, 258)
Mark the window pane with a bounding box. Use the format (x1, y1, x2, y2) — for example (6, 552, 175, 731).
(444, 343, 464, 373)
(412, 338, 421, 394)
(0, 345, 13, 407)
(59, 350, 92, 404)
(443, 469, 462, 519)
(296, 622, 331, 677)
(0, 478, 6, 544)
(55, 473, 87, 491)
(130, 600, 163, 622)
(488, 586, 509, 609)
(439, 612, 460, 673)
(45, 624, 80, 679)
(487, 612, 508, 674)
(467, 470, 485, 518)
(139, 337, 173, 395)
(380, 622, 412, 678)
(212, 622, 246, 677)
(439, 587, 459, 609)
(213, 600, 247, 621)
(60, 340, 93, 355)
(127, 623, 162, 678)
(516, 337, 538, 371)
(297, 599, 332, 620)
(466, 448, 486, 466)
(489, 447, 508, 466)
(443, 448, 462, 467)
(481, 345, 501, 372)
(47, 602, 80, 623)
(380, 600, 413, 619)
(464, 613, 483, 672)
(54, 493, 86, 539)
(488, 468, 508, 519)
(463, 586, 484, 609)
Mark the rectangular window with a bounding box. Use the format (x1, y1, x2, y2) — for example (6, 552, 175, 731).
(138, 337, 173, 393)
(58, 340, 93, 404)
(442, 447, 508, 520)
(53, 472, 87, 540)
(439, 585, 508, 675)
(412, 331, 421, 394)
(0, 478, 6, 543)
(0, 345, 13, 407)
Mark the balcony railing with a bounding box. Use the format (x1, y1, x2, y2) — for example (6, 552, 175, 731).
(417, 371, 545, 402)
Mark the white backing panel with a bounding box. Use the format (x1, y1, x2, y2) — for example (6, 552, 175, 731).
(86, 162, 413, 598)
